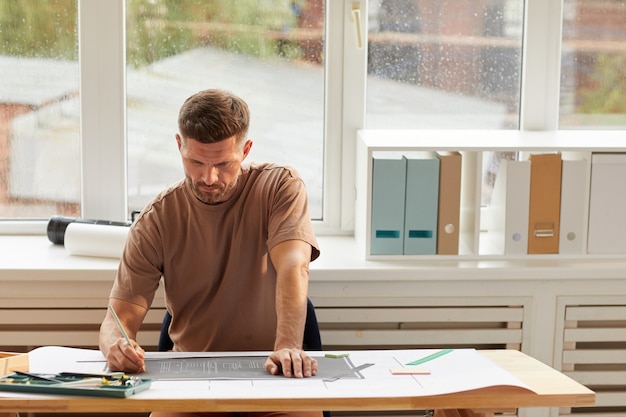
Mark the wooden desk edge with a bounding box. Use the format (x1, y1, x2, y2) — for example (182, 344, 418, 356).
(0, 387, 596, 414)
(478, 350, 595, 408)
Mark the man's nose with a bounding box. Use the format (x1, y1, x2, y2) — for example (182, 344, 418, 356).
(201, 166, 219, 184)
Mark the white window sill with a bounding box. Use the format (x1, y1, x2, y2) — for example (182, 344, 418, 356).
(2, 235, 626, 283)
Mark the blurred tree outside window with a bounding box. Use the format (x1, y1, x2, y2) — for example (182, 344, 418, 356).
(560, 0, 626, 128)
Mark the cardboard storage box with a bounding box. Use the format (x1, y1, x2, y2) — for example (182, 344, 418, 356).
(0, 351, 29, 375)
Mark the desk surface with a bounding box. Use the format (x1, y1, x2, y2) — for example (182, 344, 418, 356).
(0, 349, 594, 414)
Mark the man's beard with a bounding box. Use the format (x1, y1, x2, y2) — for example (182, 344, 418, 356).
(190, 178, 237, 204)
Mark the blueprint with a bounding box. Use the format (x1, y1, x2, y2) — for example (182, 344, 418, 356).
(23, 347, 538, 401)
(141, 355, 363, 380)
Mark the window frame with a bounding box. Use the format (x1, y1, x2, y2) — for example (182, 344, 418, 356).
(1, 0, 621, 236)
(79, 0, 127, 222)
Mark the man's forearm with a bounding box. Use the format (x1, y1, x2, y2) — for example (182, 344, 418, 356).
(270, 239, 313, 350)
(274, 282, 308, 350)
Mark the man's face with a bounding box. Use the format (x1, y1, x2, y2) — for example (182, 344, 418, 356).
(176, 134, 252, 204)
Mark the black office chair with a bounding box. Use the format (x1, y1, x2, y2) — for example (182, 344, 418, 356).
(158, 297, 323, 351)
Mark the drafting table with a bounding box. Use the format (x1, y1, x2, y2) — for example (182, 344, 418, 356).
(0, 348, 594, 417)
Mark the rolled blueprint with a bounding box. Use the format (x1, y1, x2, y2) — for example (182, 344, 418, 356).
(47, 215, 131, 245)
(63, 222, 129, 259)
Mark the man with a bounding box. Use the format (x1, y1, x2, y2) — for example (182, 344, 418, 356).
(99, 89, 321, 417)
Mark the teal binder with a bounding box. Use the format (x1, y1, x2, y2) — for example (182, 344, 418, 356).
(403, 152, 440, 255)
(370, 153, 406, 255)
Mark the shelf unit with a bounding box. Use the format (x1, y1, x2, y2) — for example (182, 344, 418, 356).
(355, 129, 626, 260)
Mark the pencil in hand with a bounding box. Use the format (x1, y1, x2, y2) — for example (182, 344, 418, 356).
(108, 305, 136, 351)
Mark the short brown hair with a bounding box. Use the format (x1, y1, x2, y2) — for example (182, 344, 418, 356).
(178, 89, 250, 145)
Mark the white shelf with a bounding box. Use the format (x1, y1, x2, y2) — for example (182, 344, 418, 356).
(357, 129, 626, 152)
(356, 129, 626, 260)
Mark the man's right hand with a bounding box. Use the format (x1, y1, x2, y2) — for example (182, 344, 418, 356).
(104, 337, 146, 373)
(99, 299, 149, 373)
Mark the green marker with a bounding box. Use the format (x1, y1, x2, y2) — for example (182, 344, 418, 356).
(325, 353, 349, 358)
(406, 349, 454, 366)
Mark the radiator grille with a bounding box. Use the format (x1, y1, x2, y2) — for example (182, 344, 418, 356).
(316, 306, 524, 351)
(561, 305, 626, 417)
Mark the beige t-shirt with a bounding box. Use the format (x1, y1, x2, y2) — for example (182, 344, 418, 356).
(110, 163, 320, 352)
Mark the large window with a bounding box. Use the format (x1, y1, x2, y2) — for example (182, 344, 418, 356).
(366, 0, 523, 130)
(125, 0, 325, 218)
(0, 1, 79, 219)
(0, 0, 625, 236)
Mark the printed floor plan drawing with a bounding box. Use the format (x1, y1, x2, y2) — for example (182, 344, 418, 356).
(142, 355, 363, 380)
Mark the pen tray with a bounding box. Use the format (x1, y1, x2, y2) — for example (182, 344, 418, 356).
(0, 372, 152, 398)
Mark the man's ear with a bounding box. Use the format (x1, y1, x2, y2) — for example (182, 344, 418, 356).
(242, 140, 253, 159)
(175, 134, 183, 151)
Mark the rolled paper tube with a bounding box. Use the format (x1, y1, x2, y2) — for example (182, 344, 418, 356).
(64, 222, 129, 259)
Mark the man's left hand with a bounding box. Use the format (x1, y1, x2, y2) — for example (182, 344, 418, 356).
(265, 348, 318, 378)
